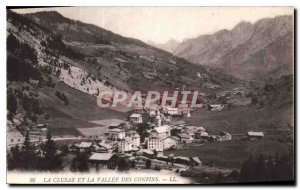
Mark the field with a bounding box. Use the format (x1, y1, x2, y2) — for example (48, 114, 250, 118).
(180, 105, 293, 134)
(164, 134, 293, 169)
(168, 103, 294, 169)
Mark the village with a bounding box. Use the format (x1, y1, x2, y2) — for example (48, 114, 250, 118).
(7, 95, 271, 178)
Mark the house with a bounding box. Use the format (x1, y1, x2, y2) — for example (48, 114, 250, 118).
(113, 57, 128, 63)
(246, 131, 264, 140)
(163, 136, 179, 149)
(208, 135, 221, 142)
(118, 137, 133, 153)
(89, 153, 114, 168)
(78, 142, 93, 152)
(77, 127, 108, 140)
(163, 107, 180, 115)
(150, 125, 171, 139)
(182, 109, 191, 118)
(132, 133, 141, 148)
(147, 137, 163, 152)
(95, 142, 115, 153)
(175, 156, 191, 165)
(149, 110, 156, 117)
(209, 104, 224, 111)
(177, 133, 194, 143)
(106, 128, 126, 141)
(137, 149, 154, 158)
(36, 124, 47, 129)
(7, 129, 24, 147)
(191, 157, 202, 166)
(195, 130, 209, 139)
(156, 155, 169, 162)
(219, 131, 232, 141)
(154, 115, 162, 127)
(129, 113, 143, 123)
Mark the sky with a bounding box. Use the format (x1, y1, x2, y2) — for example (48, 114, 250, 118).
(13, 7, 293, 44)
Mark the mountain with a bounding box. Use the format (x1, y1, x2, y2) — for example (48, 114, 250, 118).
(173, 15, 294, 80)
(148, 39, 179, 53)
(23, 11, 238, 92)
(7, 10, 240, 134)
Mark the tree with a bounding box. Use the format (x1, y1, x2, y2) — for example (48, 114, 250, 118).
(42, 132, 62, 170)
(20, 131, 38, 170)
(251, 96, 258, 105)
(7, 145, 21, 170)
(7, 91, 17, 117)
(70, 151, 90, 172)
(117, 157, 130, 171)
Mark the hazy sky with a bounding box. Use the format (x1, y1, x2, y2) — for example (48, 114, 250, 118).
(13, 7, 293, 44)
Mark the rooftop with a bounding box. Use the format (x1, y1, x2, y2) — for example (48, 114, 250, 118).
(247, 131, 264, 137)
(130, 113, 142, 118)
(89, 119, 126, 127)
(89, 153, 114, 161)
(78, 142, 93, 148)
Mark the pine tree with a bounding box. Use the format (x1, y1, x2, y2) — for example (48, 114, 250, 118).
(42, 132, 62, 170)
(20, 131, 38, 170)
(7, 145, 21, 170)
(7, 91, 17, 116)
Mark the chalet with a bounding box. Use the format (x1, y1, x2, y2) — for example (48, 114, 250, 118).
(163, 136, 179, 149)
(191, 157, 202, 166)
(77, 127, 108, 140)
(156, 155, 169, 162)
(208, 135, 221, 142)
(89, 153, 114, 168)
(209, 104, 224, 111)
(163, 107, 180, 115)
(106, 128, 126, 141)
(132, 133, 141, 148)
(150, 125, 171, 139)
(149, 110, 156, 117)
(137, 149, 154, 158)
(36, 124, 47, 129)
(7, 129, 24, 147)
(69, 143, 79, 152)
(147, 137, 163, 152)
(175, 156, 191, 165)
(118, 137, 133, 153)
(177, 133, 194, 143)
(94, 142, 115, 153)
(195, 131, 209, 139)
(78, 142, 93, 152)
(246, 131, 264, 140)
(129, 113, 143, 124)
(182, 109, 191, 118)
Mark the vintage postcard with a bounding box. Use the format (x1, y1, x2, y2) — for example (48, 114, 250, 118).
(6, 7, 294, 184)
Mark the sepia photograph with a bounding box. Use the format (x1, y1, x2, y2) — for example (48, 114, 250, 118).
(6, 6, 294, 184)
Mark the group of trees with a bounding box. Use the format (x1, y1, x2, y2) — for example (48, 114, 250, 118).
(7, 131, 62, 171)
(7, 34, 38, 63)
(7, 34, 42, 83)
(239, 153, 294, 183)
(42, 34, 84, 60)
(7, 87, 44, 123)
(55, 91, 69, 105)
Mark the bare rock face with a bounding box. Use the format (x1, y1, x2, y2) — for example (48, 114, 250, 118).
(174, 15, 293, 79)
